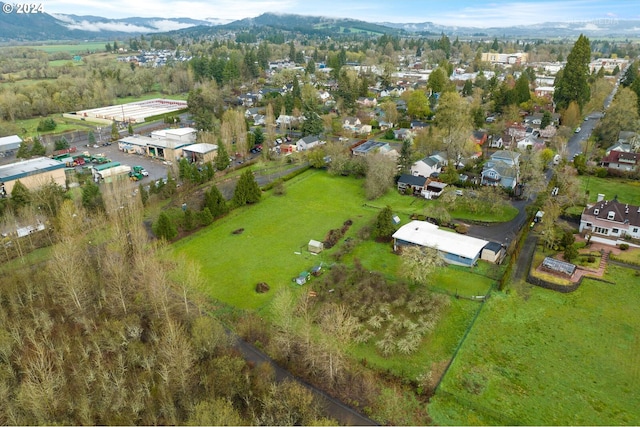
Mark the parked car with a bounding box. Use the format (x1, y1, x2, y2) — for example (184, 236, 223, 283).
(575, 127, 581, 133)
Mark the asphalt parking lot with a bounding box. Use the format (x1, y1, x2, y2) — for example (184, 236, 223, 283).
(81, 142, 172, 185)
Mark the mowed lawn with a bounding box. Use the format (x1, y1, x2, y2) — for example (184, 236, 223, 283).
(173, 170, 380, 310)
(428, 265, 640, 425)
(579, 176, 640, 205)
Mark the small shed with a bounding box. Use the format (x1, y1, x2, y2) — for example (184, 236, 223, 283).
(308, 239, 324, 254)
(295, 271, 311, 285)
(481, 241, 506, 264)
(311, 264, 323, 276)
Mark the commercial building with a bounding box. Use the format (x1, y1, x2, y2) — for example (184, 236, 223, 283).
(0, 157, 66, 195)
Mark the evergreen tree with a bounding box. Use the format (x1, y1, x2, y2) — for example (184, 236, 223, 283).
(30, 137, 46, 156)
(553, 34, 591, 111)
(428, 68, 447, 94)
(202, 185, 229, 218)
(16, 140, 30, 159)
(155, 212, 177, 241)
(462, 79, 473, 97)
(54, 137, 69, 151)
(10, 180, 31, 210)
(621, 61, 637, 87)
(198, 207, 214, 226)
(372, 206, 396, 240)
(233, 169, 261, 207)
(88, 131, 96, 146)
(541, 110, 552, 129)
(128, 122, 134, 135)
(253, 127, 264, 146)
(81, 181, 104, 213)
(305, 59, 316, 75)
(514, 73, 531, 104)
(111, 121, 119, 141)
(138, 183, 149, 207)
(215, 142, 231, 171)
(161, 172, 177, 198)
(183, 208, 196, 231)
(301, 110, 323, 136)
(398, 139, 413, 174)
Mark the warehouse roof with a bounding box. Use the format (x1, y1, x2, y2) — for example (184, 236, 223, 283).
(182, 143, 218, 154)
(0, 157, 65, 182)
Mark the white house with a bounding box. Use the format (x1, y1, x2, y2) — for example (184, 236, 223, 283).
(579, 197, 640, 244)
(296, 135, 324, 151)
(392, 220, 489, 267)
(411, 154, 444, 178)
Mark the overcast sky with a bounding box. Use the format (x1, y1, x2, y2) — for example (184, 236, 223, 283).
(43, 0, 639, 27)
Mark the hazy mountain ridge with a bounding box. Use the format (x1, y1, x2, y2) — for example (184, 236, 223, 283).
(1, 4, 639, 43)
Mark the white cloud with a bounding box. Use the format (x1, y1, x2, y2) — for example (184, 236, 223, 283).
(62, 20, 156, 32)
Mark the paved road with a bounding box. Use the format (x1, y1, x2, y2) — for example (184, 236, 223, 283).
(465, 198, 530, 245)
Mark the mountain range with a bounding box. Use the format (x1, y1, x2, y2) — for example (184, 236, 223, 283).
(1, 3, 639, 43)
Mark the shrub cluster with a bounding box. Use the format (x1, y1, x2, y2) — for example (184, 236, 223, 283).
(323, 219, 353, 249)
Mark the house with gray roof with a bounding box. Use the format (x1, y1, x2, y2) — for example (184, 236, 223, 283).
(481, 151, 520, 189)
(579, 197, 640, 244)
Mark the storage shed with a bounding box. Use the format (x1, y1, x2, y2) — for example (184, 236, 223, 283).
(295, 271, 311, 285)
(308, 239, 324, 254)
(481, 241, 506, 264)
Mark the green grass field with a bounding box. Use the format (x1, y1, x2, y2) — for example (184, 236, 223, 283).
(173, 168, 502, 385)
(15, 42, 108, 54)
(173, 170, 378, 310)
(580, 176, 640, 205)
(173, 170, 509, 310)
(428, 264, 640, 425)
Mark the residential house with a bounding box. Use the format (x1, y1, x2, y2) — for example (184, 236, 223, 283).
(393, 128, 413, 141)
(357, 97, 378, 108)
(392, 220, 489, 267)
(481, 150, 520, 189)
(472, 131, 488, 146)
(397, 174, 427, 194)
(516, 134, 544, 151)
(342, 117, 361, 131)
(410, 120, 428, 130)
(490, 150, 520, 167)
(296, 135, 324, 151)
(411, 154, 444, 178)
(579, 197, 640, 243)
(488, 135, 504, 149)
(534, 86, 555, 99)
(244, 107, 263, 120)
(600, 150, 640, 172)
(351, 140, 398, 159)
(421, 180, 447, 199)
(253, 114, 266, 126)
(353, 123, 373, 135)
(276, 115, 302, 128)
